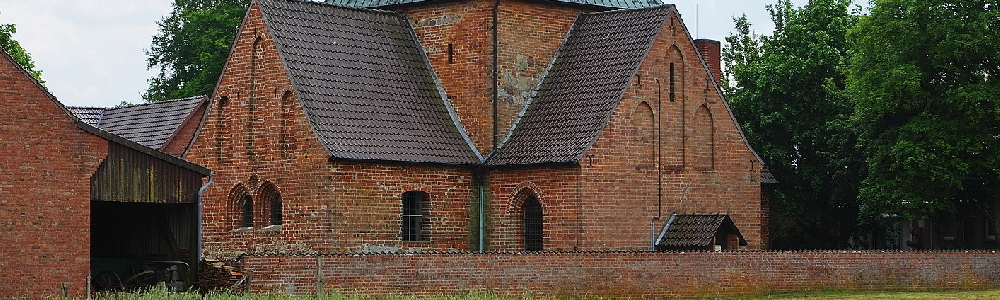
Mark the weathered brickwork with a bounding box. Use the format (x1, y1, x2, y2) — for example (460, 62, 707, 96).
(244, 251, 1000, 297)
(487, 12, 762, 251)
(190, 1, 764, 258)
(0, 55, 108, 298)
(495, 0, 586, 143)
(163, 102, 207, 157)
(398, 0, 590, 153)
(186, 5, 476, 259)
(397, 0, 498, 152)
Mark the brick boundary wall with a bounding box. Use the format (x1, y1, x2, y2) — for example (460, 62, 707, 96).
(241, 251, 1000, 298)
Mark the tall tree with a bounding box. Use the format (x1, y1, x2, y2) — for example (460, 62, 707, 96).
(145, 0, 248, 102)
(0, 8, 43, 83)
(848, 0, 1000, 225)
(724, 0, 863, 249)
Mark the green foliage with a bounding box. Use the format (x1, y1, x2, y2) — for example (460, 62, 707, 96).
(847, 0, 1000, 222)
(723, 0, 863, 249)
(144, 0, 248, 102)
(0, 8, 43, 84)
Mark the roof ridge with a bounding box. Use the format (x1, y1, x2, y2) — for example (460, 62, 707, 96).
(111, 95, 207, 110)
(269, 0, 404, 17)
(582, 3, 671, 15)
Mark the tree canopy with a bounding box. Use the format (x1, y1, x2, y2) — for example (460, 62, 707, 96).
(728, 0, 1000, 249)
(848, 0, 1000, 222)
(144, 0, 248, 102)
(724, 0, 862, 249)
(0, 8, 43, 84)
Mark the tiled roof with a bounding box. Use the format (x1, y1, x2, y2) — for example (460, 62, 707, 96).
(67, 96, 206, 150)
(655, 213, 747, 248)
(761, 167, 777, 184)
(66, 106, 105, 126)
(488, 6, 671, 165)
(325, 0, 662, 9)
(258, 0, 480, 164)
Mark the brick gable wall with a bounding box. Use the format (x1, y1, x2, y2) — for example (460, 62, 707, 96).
(617, 13, 763, 247)
(396, 0, 587, 153)
(485, 12, 763, 251)
(0, 56, 108, 298)
(187, 4, 477, 259)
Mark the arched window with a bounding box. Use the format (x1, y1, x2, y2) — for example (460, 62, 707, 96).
(402, 191, 430, 241)
(258, 182, 282, 227)
(269, 193, 282, 226)
(523, 196, 543, 251)
(241, 194, 254, 228)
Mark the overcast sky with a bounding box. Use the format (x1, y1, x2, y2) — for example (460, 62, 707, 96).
(0, 0, 867, 107)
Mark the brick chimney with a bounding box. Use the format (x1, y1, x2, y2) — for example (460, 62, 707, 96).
(694, 39, 722, 87)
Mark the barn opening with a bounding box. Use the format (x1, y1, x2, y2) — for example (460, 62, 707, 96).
(89, 141, 209, 292)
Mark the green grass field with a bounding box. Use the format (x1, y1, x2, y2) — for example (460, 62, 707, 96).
(87, 288, 1000, 300)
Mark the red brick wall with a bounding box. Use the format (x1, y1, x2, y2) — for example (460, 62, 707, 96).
(397, 0, 498, 152)
(495, 0, 584, 144)
(243, 251, 1000, 297)
(486, 12, 763, 252)
(186, 4, 476, 259)
(397, 0, 587, 153)
(0, 56, 108, 298)
(163, 100, 207, 157)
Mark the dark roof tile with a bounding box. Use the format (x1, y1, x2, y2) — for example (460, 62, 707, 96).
(66, 106, 104, 126)
(488, 6, 671, 165)
(655, 213, 747, 248)
(67, 96, 206, 150)
(257, 0, 480, 164)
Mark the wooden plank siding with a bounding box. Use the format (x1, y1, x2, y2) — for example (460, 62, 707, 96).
(91, 141, 204, 203)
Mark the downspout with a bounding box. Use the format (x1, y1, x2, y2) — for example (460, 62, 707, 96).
(193, 172, 213, 290)
(653, 79, 664, 249)
(478, 168, 486, 252)
(655, 79, 663, 219)
(492, 0, 501, 150)
(197, 172, 214, 261)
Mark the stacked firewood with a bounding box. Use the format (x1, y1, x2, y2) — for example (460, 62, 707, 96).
(197, 260, 246, 294)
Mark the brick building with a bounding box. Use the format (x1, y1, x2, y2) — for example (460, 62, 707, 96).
(0, 50, 210, 297)
(185, 0, 768, 259)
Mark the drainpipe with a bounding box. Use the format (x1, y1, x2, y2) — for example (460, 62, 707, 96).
(197, 172, 215, 261)
(479, 174, 485, 252)
(492, 0, 500, 150)
(653, 79, 664, 250)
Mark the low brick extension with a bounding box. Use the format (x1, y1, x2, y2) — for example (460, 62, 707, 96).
(243, 251, 1000, 298)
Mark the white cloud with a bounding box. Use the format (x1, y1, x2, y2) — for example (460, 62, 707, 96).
(0, 0, 171, 107)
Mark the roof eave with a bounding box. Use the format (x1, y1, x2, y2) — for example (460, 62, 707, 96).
(327, 155, 480, 167)
(76, 121, 212, 176)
